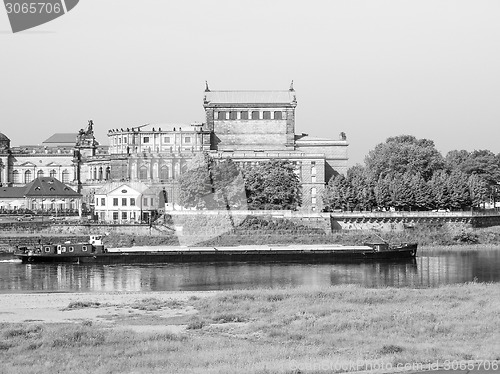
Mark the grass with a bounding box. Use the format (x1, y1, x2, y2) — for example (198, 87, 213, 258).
(130, 297, 185, 311)
(64, 301, 102, 310)
(0, 284, 499, 373)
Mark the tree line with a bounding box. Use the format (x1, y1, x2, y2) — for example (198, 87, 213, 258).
(178, 135, 500, 211)
(323, 135, 500, 211)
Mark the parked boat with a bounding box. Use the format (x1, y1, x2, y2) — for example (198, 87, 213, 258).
(13, 235, 417, 264)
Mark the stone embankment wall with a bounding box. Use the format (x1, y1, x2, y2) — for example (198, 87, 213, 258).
(1, 210, 499, 251)
(329, 211, 500, 231)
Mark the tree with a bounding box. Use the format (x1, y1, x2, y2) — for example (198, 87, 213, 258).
(178, 153, 214, 209)
(388, 172, 414, 211)
(428, 170, 450, 209)
(244, 160, 301, 210)
(347, 165, 375, 211)
(365, 135, 445, 181)
(211, 159, 247, 209)
(468, 174, 488, 208)
(178, 154, 246, 209)
(461, 150, 500, 186)
(445, 150, 470, 171)
(373, 175, 391, 210)
(447, 170, 471, 210)
(322, 175, 346, 211)
(410, 173, 431, 210)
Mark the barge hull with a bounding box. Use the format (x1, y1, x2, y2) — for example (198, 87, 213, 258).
(17, 245, 417, 264)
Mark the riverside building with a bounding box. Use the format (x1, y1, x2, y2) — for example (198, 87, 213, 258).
(0, 84, 348, 219)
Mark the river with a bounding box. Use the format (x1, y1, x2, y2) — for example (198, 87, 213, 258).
(0, 249, 499, 293)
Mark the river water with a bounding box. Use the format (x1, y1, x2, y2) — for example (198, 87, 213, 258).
(0, 249, 499, 293)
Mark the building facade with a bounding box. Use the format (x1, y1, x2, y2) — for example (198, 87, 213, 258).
(0, 84, 348, 215)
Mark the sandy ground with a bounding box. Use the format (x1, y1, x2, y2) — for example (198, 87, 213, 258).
(0, 291, 217, 333)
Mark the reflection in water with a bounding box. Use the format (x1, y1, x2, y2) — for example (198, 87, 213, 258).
(0, 249, 499, 293)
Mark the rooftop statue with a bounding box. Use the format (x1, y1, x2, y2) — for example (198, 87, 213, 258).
(76, 120, 98, 147)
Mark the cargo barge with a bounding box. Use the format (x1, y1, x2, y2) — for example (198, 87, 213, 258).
(14, 235, 417, 264)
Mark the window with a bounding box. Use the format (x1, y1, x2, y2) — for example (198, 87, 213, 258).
(50, 169, 56, 178)
(118, 138, 122, 144)
(123, 137, 127, 144)
(61, 247, 66, 253)
(164, 137, 170, 143)
(143, 198, 148, 206)
(160, 166, 169, 180)
(240, 111, 248, 120)
(101, 198, 105, 206)
(113, 198, 118, 206)
(311, 187, 317, 197)
(139, 166, 148, 180)
(312, 197, 317, 205)
(130, 198, 135, 206)
(95, 198, 99, 206)
(143, 137, 150, 143)
(61, 170, 70, 183)
(45, 247, 51, 253)
(218, 111, 226, 120)
(37, 170, 44, 178)
(122, 212, 127, 220)
(251, 111, 260, 120)
(274, 111, 282, 120)
(150, 198, 154, 206)
(113, 212, 119, 221)
(311, 176, 316, 183)
(12, 170, 19, 183)
(122, 198, 127, 206)
(263, 111, 271, 119)
(82, 246, 87, 252)
(24, 170, 32, 183)
(229, 111, 237, 120)
(184, 137, 191, 144)
(69, 247, 74, 252)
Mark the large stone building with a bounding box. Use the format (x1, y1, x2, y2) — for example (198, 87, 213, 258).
(0, 84, 348, 216)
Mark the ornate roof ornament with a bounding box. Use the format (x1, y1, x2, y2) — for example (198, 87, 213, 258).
(205, 81, 210, 92)
(289, 80, 294, 91)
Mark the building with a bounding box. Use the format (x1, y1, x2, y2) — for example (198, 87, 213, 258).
(0, 84, 349, 215)
(202, 83, 348, 210)
(0, 177, 82, 213)
(93, 181, 160, 223)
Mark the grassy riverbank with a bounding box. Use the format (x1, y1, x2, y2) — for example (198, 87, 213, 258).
(0, 284, 499, 374)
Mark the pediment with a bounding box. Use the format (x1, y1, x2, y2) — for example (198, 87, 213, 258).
(19, 162, 36, 167)
(45, 162, 61, 167)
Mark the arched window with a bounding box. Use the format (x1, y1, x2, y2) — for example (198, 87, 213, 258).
(139, 166, 148, 180)
(24, 170, 32, 183)
(12, 170, 19, 184)
(160, 166, 169, 181)
(274, 111, 282, 120)
(37, 170, 44, 178)
(251, 111, 260, 120)
(98, 167, 103, 180)
(105, 167, 111, 180)
(61, 170, 70, 183)
(49, 169, 56, 178)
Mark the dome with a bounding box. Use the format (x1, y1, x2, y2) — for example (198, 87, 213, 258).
(0, 132, 9, 142)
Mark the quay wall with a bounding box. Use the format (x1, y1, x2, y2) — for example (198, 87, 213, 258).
(1, 210, 499, 251)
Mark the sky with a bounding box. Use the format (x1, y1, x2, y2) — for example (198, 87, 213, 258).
(1, 0, 500, 166)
